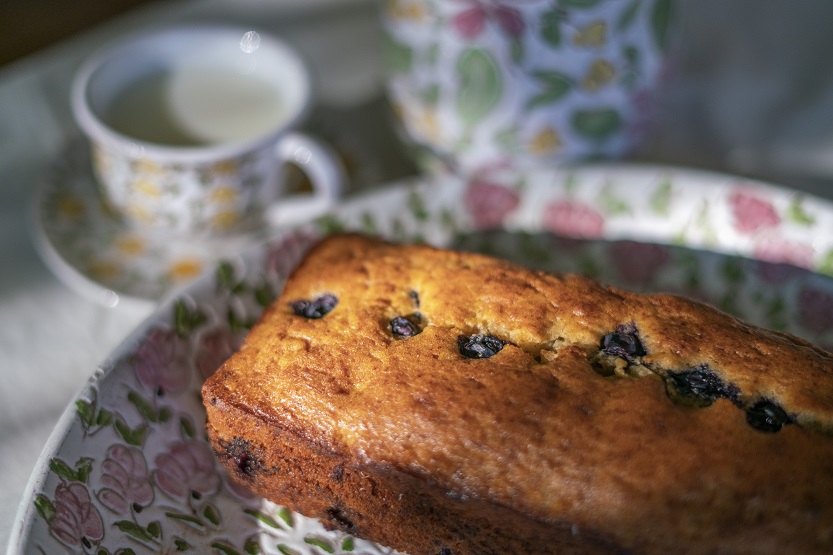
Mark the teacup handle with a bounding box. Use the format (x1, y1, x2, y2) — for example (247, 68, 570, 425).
(265, 132, 346, 228)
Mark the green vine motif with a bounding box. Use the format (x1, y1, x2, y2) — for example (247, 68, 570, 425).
(526, 71, 573, 110)
(786, 195, 816, 226)
(540, 9, 564, 47)
(455, 49, 502, 128)
(48, 457, 94, 484)
(571, 108, 623, 141)
(304, 536, 335, 553)
(617, 0, 642, 31)
(127, 390, 172, 425)
(244, 506, 293, 529)
(113, 417, 149, 447)
(173, 299, 207, 337)
(651, 0, 674, 51)
(597, 182, 632, 215)
(112, 519, 163, 546)
(163, 501, 222, 531)
(76, 396, 114, 437)
(649, 178, 673, 216)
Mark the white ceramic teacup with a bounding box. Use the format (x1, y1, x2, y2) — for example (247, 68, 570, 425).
(72, 24, 345, 236)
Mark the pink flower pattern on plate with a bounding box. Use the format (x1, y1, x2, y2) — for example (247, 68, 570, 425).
(49, 482, 104, 547)
(451, 0, 524, 39)
(464, 180, 520, 228)
(97, 444, 153, 514)
(265, 230, 319, 279)
(196, 327, 243, 380)
(155, 440, 221, 499)
(798, 285, 833, 333)
(729, 188, 780, 234)
(542, 200, 605, 239)
(753, 236, 815, 283)
(752, 236, 814, 269)
(29, 163, 833, 552)
(610, 241, 669, 284)
(134, 327, 191, 396)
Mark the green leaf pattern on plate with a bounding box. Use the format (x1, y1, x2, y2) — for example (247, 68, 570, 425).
(24, 165, 833, 553)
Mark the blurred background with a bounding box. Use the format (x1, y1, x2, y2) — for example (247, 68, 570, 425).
(3, 0, 833, 548)
(4, 0, 833, 196)
(0, 0, 161, 67)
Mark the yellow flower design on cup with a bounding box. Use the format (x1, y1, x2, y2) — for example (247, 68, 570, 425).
(208, 186, 240, 205)
(87, 259, 122, 282)
(132, 159, 165, 175)
(211, 210, 241, 231)
(412, 108, 442, 145)
(132, 180, 163, 198)
(573, 21, 607, 48)
(168, 258, 204, 282)
(210, 160, 240, 175)
(529, 127, 562, 156)
(387, 0, 426, 22)
(55, 193, 85, 221)
(114, 234, 147, 256)
(124, 204, 156, 224)
(582, 60, 616, 92)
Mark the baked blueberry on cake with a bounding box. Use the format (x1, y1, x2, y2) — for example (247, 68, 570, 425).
(203, 234, 833, 554)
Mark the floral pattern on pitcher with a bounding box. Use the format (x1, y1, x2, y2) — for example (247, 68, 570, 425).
(382, 0, 677, 178)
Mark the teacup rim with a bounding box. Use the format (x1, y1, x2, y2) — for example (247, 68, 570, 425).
(70, 23, 313, 164)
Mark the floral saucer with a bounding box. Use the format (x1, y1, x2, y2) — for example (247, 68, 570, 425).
(33, 96, 418, 309)
(31, 140, 277, 309)
(13, 163, 833, 554)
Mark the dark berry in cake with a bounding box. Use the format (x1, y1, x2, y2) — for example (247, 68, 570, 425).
(665, 365, 738, 407)
(746, 400, 791, 433)
(291, 294, 338, 319)
(458, 334, 507, 359)
(600, 323, 646, 363)
(391, 314, 422, 338)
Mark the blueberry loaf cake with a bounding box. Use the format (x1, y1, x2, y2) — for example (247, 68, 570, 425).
(203, 234, 833, 554)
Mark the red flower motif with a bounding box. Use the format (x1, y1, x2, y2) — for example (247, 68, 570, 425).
(134, 328, 190, 396)
(49, 482, 104, 547)
(610, 241, 669, 284)
(224, 471, 259, 500)
(753, 237, 814, 265)
(729, 188, 780, 234)
(196, 327, 243, 380)
(452, 0, 524, 39)
(154, 440, 220, 499)
(542, 200, 605, 239)
(97, 444, 153, 514)
(266, 230, 319, 278)
(464, 180, 520, 228)
(798, 285, 833, 333)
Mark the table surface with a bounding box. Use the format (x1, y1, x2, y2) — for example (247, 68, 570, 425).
(4, 0, 833, 550)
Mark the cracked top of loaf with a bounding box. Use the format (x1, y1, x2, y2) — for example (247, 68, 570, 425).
(204, 233, 833, 551)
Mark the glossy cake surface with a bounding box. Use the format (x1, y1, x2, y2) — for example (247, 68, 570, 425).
(203, 234, 833, 554)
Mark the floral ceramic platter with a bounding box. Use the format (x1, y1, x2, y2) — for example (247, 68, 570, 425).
(12, 164, 833, 554)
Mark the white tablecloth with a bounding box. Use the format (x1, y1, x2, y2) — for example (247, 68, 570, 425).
(3, 0, 833, 550)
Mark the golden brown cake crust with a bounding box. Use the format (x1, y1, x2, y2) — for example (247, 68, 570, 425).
(203, 234, 833, 555)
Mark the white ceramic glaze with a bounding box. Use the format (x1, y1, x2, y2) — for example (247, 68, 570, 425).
(72, 24, 344, 236)
(15, 164, 833, 554)
(382, 0, 675, 177)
